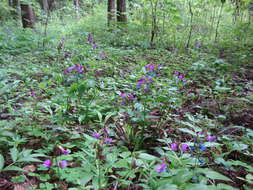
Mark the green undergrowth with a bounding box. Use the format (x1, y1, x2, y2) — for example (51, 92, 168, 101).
(0, 19, 253, 190)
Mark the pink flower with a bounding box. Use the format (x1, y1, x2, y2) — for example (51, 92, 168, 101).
(104, 138, 113, 144)
(145, 64, 156, 71)
(170, 143, 178, 151)
(127, 93, 135, 100)
(207, 135, 216, 142)
(155, 163, 166, 173)
(43, 160, 51, 168)
(119, 93, 127, 98)
(180, 144, 189, 152)
(58, 160, 68, 168)
(59, 146, 71, 155)
(92, 132, 101, 138)
(178, 74, 185, 79)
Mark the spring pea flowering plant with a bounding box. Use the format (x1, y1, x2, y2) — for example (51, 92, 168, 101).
(42, 146, 71, 170)
(174, 71, 187, 82)
(155, 163, 167, 173)
(63, 64, 87, 75)
(118, 92, 135, 105)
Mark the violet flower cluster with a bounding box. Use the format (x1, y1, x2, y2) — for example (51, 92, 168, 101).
(87, 33, 99, 50)
(170, 143, 189, 152)
(42, 146, 70, 169)
(118, 93, 135, 105)
(155, 163, 167, 173)
(170, 133, 216, 154)
(136, 76, 154, 88)
(174, 71, 187, 82)
(197, 131, 216, 142)
(144, 64, 157, 72)
(136, 64, 159, 89)
(63, 64, 87, 75)
(92, 129, 113, 145)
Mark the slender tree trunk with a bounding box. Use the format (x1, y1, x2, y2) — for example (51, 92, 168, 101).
(150, 0, 158, 47)
(214, 2, 224, 42)
(48, 0, 56, 10)
(249, 0, 253, 23)
(10, 0, 21, 21)
(9, 0, 13, 7)
(21, 4, 35, 28)
(186, 0, 193, 48)
(108, 0, 116, 26)
(117, 0, 127, 23)
(40, 0, 49, 11)
(74, 0, 80, 18)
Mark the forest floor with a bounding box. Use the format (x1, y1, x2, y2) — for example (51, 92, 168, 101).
(0, 23, 253, 190)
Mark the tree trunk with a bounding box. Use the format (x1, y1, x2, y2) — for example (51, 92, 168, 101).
(48, 0, 56, 10)
(21, 4, 35, 28)
(249, 0, 253, 23)
(117, 0, 127, 23)
(74, 0, 80, 18)
(9, 0, 13, 7)
(108, 0, 116, 26)
(10, 0, 21, 21)
(41, 0, 49, 11)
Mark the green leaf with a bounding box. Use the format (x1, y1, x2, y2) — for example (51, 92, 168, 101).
(185, 184, 217, 190)
(197, 169, 232, 182)
(17, 157, 42, 162)
(138, 153, 157, 161)
(217, 183, 238, 190)
(10, 147, 19, 162)
(173, 169, 193, 184)
(79, 173, 93, 186)
(178, 128, 196, 136)
(3, 166, 25, 172)
(0, 154, 5, 170)
(11, 175, 26, 183)
(157, 184, 178, 190)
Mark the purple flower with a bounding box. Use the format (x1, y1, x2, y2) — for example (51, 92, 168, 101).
(63, 64, 87, 75)
(155, 163, 166, 173)
(43, 160, 51, 168)
(120, 101, 126, 105)
(58, 160, 68, 168)
(174, 71, 180, 75)
(180, 144, 189, 152)
(137, 76, 153, 88)
(199, 144, 206, 151)
(104, 137, 113, 144)
(145, 64, 156, 71)
(75, 64, 84, 73)
(59, 147, 71, 155)
(127, 93, 135, 100)
(92, 132, 101, 138)
(30, 92, 36, 97)
(137, 77, 147, 88)
(207, 135, 216, 142)
(178, 74, 185, 79)
(119, 93, 127, 98)
(92, 43, 99, 49)
(170, 143, 178, 151)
